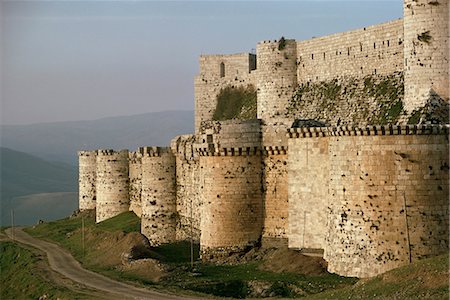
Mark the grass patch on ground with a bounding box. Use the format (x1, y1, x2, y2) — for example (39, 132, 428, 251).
(24, 212, 448, 299)
(304, 253, 449, 300)
(0, 241, 94, 300)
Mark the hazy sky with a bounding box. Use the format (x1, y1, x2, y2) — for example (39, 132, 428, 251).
(1, 0, 402, 125)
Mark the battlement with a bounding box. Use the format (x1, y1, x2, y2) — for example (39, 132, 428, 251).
(141, 146, 172, 157)
(263, 146, 288, 155)
(96, 149, 129, 156)
(288, 124, 450, 138)
(196, 146, 261, 156)
(78, 150, 97, 156)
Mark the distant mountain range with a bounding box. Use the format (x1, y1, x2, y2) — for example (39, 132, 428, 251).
(0, 147, 78, 225)
(0, 110, 194, 225)
(1, 110, 195, 165)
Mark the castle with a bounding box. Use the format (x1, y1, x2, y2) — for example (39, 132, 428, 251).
(78, 0, 449, 278)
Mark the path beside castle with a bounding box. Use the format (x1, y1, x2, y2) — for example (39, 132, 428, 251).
(4, 228, 197, 300)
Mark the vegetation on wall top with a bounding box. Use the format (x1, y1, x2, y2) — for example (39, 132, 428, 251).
(213, 85, 257, 121)
(286, 72, 406, 126)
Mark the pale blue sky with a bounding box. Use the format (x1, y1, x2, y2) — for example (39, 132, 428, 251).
(1, 0, 402, 125)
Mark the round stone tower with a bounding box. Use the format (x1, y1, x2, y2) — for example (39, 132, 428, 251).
(141, 147, 177, 246)
(256, 38, 298, 122)
(129, 149, 143, 218)
(96, 149, 130, 223)
(324, 126, 449, 278)
(199, 148, 263, 259)
(78, 150, 97, 210)
(403, 0, 449, 113)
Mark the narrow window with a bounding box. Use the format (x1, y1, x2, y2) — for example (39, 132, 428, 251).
(387, 40, 390, 47)
(220, 62, 225, 78)
(323, 52, 326, 59)
(373, 42, 376, 49)
(360, 42, 363, 51)
(311, 53, 314, 59)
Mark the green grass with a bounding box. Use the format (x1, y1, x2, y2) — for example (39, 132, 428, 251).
(24, 212, 448, 299)
(213, 85, 257, 121)
(0, 241, 92, 300)
(304, 253, 449, 300)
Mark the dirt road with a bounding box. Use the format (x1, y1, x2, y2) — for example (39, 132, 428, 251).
(5, 228, 197, 300)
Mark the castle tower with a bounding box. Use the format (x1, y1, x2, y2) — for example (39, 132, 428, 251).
(129, 149, 143, 217)
(403, 0, 449, 113)
(78, 150, 97, 210)
(95, 149, 130, 223)
(196, 120, 263, 258)
(194, 53, 256, 133)
(141, 147, 177, 246)
(256, 38, 297, 123)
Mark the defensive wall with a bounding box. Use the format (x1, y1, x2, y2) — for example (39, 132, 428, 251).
(288, 125, 449, 278)
(78, 0, 449, 278)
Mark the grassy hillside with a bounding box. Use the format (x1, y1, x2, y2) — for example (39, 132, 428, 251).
(1, 147, 77, 199)
(1, 147, 78, 225)
(0, 241, 99, 299)
(305, 254, 449, 300)
(1, 110, 194, 165)
(25, 211, 449, 298)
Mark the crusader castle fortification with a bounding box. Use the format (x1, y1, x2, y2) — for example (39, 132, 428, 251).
(79, 0, 449, 278)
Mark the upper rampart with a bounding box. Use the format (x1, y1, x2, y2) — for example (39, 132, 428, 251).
(297, 19, 404, 83)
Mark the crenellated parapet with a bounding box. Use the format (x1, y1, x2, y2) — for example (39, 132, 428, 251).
(95, 149, 130, 223)
(288, 124, 449, 138)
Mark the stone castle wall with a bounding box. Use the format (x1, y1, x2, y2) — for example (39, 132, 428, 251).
(256, 39, 298, 123)
(199, 152, 263, 257)
(194, 53, 257, 132)
(288, 137, 329, 252)
(78, 0, 449, 278)
(141, 147, 177, 246)
(129, 150, 143, 217)
(95, 150, 130, 223)
(171, 135, 202, 241)
(288, 125, 449, 278)
(261, 151, 289, 247)
(78, 150, 97, 210)
(403, 0, 449, 112)
(297, 19, 404, 83)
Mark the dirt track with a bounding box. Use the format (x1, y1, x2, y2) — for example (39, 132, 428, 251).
(4, 228, 197, 300)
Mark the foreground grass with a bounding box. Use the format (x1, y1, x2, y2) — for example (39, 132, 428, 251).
(304, 253, 449, 300)
(25, 211, 448, 299)
(0, 241, 94, 300)
(25, 211, 357, 298)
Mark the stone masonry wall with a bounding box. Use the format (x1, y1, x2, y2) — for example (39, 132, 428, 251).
(95, 150, 130, 223)
(199, 152, 263, 258)
(141, 147, 177, 246)
(288, 138, 329, 252)
(261, 152, 289, 247)
(403, 0, 449, 113)
(288, 125, 449, 278)
(194, 53, 256, 133)
(78, 150, 97, 210)
(129, 150, 143, 218)
(297, 19, 404, 83)
(256, 39, 297, 123)
(171, 135, 202, 241)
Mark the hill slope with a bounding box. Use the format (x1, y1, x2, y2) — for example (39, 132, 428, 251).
(1, 147, 77, 200)
(1, 148, 78, 225)
(1, 110, 194, 165)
